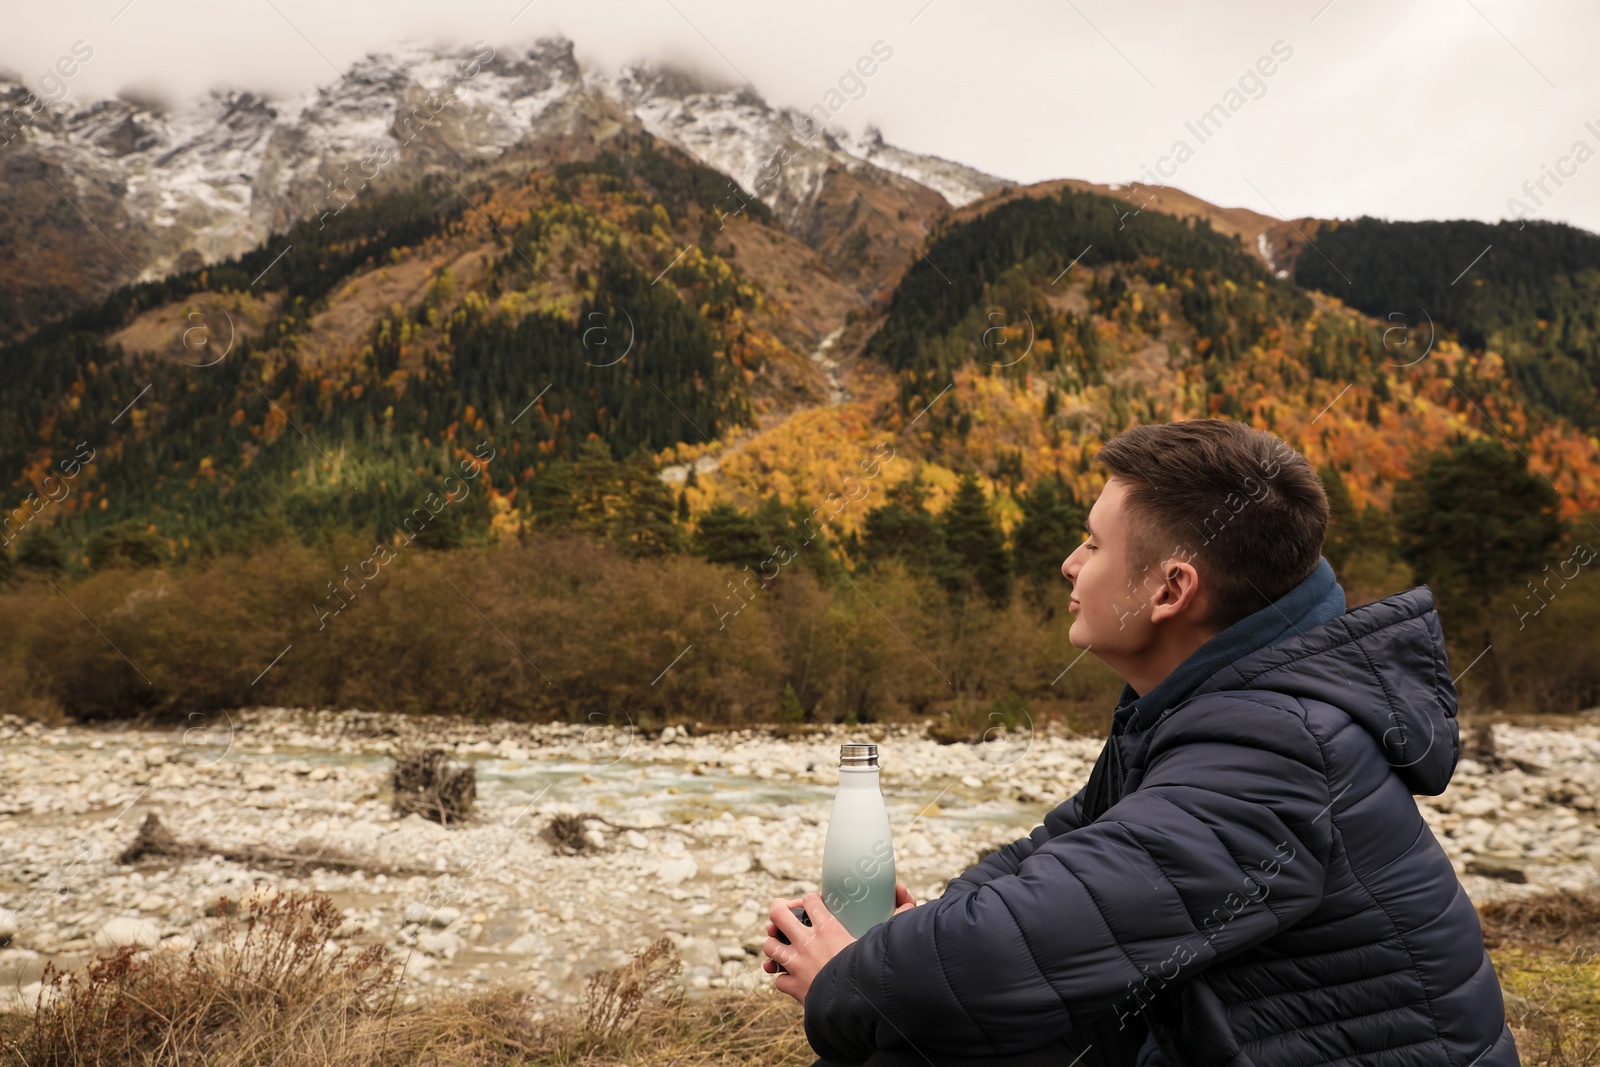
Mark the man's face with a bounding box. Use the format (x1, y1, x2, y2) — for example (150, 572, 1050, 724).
(1061, 476, 1160, 653)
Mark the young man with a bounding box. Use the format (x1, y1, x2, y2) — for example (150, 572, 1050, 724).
(766, 419, 1518, 1067)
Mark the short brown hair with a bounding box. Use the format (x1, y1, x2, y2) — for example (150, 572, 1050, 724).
(1095, 419, 1330, 630)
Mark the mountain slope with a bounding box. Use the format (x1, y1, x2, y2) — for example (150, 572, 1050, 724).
(1290, 216, 1600, 431)
(0, 129, 868, 559)
(667, 185, 1600, 542)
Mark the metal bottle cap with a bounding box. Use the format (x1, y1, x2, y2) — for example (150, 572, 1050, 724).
(839, 742, 879, 767)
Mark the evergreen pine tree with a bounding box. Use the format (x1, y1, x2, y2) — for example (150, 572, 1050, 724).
(1394, 438, 1565, 706)
(777, 683, 806, 724)
(1011, 472, 1087, 592)
(1317, 463, 1359, 571)
(693, 502, 767, 568)
(858, 474, 949, 578)
(530, 461, 579, 526)
(614, 451, 681, 558)
(940, 473, 1011, 604)
(16, 529, 65, 575)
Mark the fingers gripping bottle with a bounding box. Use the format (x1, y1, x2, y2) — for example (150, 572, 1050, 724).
(820, 742, 897, 938)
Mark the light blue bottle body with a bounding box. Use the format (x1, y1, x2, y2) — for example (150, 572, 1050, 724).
(820, 745, 897, 938)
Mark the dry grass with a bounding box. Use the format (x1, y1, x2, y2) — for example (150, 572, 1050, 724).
(581, 938, 679, 1041)
(12, 887, 1600, 1064)
(3, 891, 394, 1066)
(1480, 889, 1600, 1065)
(0, 891, 811, 1067)
(1480, 888, 1600, 949)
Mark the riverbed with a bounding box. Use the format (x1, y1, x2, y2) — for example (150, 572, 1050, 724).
(2, 709, 1597, 1013)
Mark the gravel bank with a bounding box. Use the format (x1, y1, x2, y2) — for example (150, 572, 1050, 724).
(3, 709, 1596, 1012)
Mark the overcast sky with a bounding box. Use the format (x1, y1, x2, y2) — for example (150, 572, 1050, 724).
(5, 0, 1598, 233)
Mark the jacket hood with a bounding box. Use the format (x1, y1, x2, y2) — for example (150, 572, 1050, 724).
(1191, 582, 1462, 794)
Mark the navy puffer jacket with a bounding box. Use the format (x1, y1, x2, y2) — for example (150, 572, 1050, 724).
(804, 574, 1518, 1066)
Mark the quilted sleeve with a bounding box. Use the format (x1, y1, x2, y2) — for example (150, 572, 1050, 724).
(803, 701, 1335, 1063)
(942, 786, 1089, 895)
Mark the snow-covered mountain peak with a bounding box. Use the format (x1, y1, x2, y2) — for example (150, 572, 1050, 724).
(0, 35, 1009, 332)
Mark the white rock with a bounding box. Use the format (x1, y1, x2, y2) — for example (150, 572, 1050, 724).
(624, 830, 649, 849)
(961, 775, 985, 788)
(718, 945, 747, 962)
(660, 726, 677, 742)
(731, 908, 759, 928)
(583, 828, 606, 850)
(95, 917, 160, 949)
(505, 933, 541, 954)
(418, 930, 463, 959)
(904, 834, 936, 857)
(635, 809, 665, 828)
(756, 851, 805, 880)
(712, 852, 753, 876)
(430, 906, 462, 929)
(656, 856, 699, 885)
(0, 908, 18, 945)
(403, 903, 434, 925)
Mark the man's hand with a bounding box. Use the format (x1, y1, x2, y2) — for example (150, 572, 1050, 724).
(763, 884, 918, 1004)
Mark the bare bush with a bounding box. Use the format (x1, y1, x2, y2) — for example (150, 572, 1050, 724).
(391, 747, 476, 825)
(543, 812, 595, 855)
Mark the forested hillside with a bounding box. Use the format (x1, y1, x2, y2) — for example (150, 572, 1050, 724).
(1292, 216, 1600, 431)
(3, 160, 1599, 725)
(0, 139, 797, 561)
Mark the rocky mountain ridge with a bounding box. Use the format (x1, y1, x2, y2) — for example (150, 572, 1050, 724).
(0, 36, 1008, 342)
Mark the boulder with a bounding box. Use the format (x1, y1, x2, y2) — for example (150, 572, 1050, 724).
(418, 930, 464, 959)
(656, 857, 698, 885)
(712, 852, 753, 876)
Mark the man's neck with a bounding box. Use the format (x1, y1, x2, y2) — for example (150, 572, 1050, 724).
(1109, 627, 1220, 700)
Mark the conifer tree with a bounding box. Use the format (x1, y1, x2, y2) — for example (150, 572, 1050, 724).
(858, 474, 949, 578)
(940, 473, 1011, 604)
(1011, 472, 1086, 593)
(693, 502, 766, 568)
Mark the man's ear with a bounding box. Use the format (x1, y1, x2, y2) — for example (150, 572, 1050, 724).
(1147, 556, 1206, 626)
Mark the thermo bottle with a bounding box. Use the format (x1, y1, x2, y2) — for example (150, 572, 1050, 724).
(819, 742, 897, 938)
